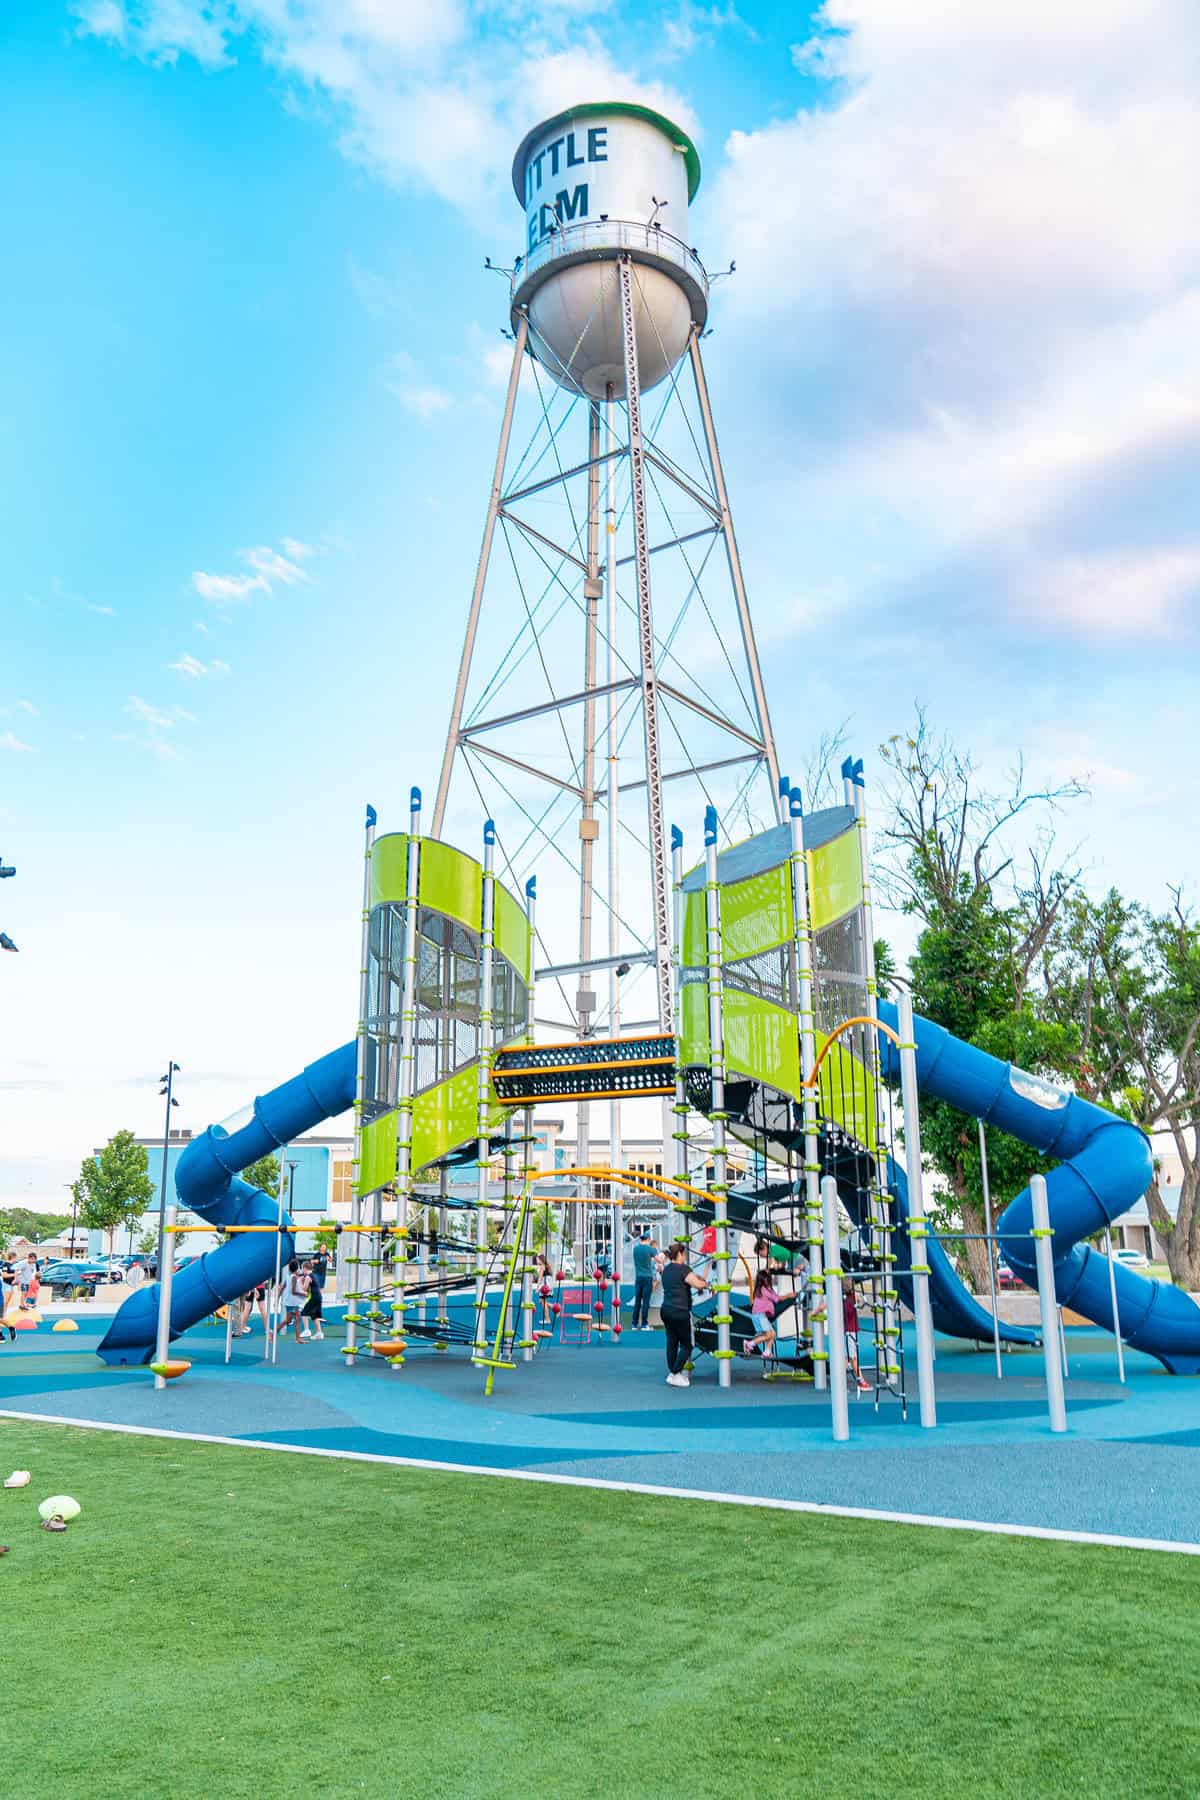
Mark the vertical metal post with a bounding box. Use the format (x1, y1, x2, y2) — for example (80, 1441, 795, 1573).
(346, 804, 377, 1363)
(897, 990, 936, 1427)
(821, 1177, 850, 1443)
(474, 819, 497, 1353)
(524, 875, 538, 1355)
(432, 315, 528, 836)
(574, 402, 602, 1264)
(688, 333, 782, 819)
(787, 783, 826, 1391)
(437, 1165, 449, 1340)
(152, 1204, 177, 1392)
(670, 825, 689, 1188)
(1030, 1173, 1067, 1433)
(845, 760, 898, 1385)
(386, 788, 423, 1365)
(604, 382, 624, 1260)
(269, 1157, 287, 1365)
(978, 1119, 1003, 1380)
(153, 1061, 178, 1324)
(617, 255, 672, 1033)
(702, 805, 732, 1387)
(1103, 1228, 1126, 1383)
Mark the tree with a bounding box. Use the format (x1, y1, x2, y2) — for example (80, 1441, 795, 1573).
(877, 713, 1085, 1292)
(0, 1207, 74, 1255)
(241, 1153, 281, 1197)
(74, 1131, 154, 1261)
(1042, 889, 1200, 1288)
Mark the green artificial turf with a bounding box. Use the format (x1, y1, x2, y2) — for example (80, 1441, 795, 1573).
(3, 1420, 1197, 1800)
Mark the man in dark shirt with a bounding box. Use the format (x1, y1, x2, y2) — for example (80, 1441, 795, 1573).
(630, 1231, 656, 1330)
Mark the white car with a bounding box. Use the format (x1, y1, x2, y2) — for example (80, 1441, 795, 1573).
(1113, 1248, 1149, 1269)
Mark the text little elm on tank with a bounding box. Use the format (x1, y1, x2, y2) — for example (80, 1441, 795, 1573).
(525, 126, 607, 251)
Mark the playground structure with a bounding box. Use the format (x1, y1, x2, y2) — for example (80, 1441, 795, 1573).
(94, 98, 1200, 1423)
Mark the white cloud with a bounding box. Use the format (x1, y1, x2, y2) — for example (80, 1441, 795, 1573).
(709, 0, 1200, 641)
(242, 545, 310, 585)
(0, 731, 35, 753)
(168, 652, 230, 678)
(1031, 546, 1200, 635)
(192, 539, 313, 605)
(192, 569, 267, 604)
(124, 696, 176, 729)
(72, 3, 695, 224)
(16, 700, 38, 716)
(384, 351, 453, 419)
(85, 602, 115, 616)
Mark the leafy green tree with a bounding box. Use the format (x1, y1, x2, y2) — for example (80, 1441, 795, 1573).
(241, 1154, 280, 1197)
(0, 1207, 75, 1247)
(877, 713, 1084, 1291)
(74, 1131, 154, 1261)
(1043, 889, 1200, 1288)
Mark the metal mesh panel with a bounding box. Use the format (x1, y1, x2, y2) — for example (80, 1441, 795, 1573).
(814, 913, 861, 981)
(723, 943, 791, 1008)
(813, 973, 867, 1039)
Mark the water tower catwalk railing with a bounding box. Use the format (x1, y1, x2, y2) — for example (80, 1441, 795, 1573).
(511, 219, 709, 321)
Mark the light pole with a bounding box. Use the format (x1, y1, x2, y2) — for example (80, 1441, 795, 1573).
(154, 1063, 180, 1283)
(64, 1183, 80, 1258)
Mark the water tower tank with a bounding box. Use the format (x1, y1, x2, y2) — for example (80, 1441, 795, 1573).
(510, 102, 707, 399)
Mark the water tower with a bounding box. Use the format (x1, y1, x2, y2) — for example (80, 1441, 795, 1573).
(433, 101, 780, 1186)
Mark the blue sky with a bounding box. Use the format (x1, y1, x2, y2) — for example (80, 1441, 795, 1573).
(3, 0, 1198, 1210)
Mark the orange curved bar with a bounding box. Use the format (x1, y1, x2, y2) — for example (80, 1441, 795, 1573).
(801, 1013, 902, 1089)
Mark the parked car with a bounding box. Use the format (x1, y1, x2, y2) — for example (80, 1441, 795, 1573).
(996, 1262, 1023, 1290)
(1114, 1248, 1149, 1269)
(41, 1259, 124, 1296)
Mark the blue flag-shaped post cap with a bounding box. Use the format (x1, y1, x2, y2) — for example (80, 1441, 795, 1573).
(778, 774, 791, 799)
(670, 824, 683, 851)
(525, 876, 537, 900)
(365, 804, 377, 829)
(840, 755, 865, 788)
(410, 786, 422, 810)
(483, 818, 496, 846)
(789, 787, 804, 818)
(703, 804, 718, 847)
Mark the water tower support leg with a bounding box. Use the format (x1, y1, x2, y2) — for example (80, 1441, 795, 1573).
(432, 315, 529, 837)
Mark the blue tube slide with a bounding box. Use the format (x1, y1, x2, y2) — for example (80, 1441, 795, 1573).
(877, 1000, 1200, 1375)
(97, 1043, 356, 1366)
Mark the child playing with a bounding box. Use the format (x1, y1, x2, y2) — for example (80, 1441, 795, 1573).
(843, 1277, 871, 1392)
(745, 1269, 781, 1360)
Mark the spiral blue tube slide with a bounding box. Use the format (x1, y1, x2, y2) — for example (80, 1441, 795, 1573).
(97, 1043, 357, 1366)
(877, 1001, 1200, 1375)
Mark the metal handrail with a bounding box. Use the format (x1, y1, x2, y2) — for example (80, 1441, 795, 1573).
(512, 217, 709, 298)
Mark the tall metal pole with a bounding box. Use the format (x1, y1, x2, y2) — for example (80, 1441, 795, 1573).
(1030, 1173, 1067, 1433)
(603, 382, 623, 1249)
(346, 805, 377, 1363)
(702, 805, 732, 1387)
(670, 826, 689, 1191)
(473, 819, 498, 1354)
(574, 401, 603, 1264)
(389, 786, 423, 1363)
(844, 760, 898, 1386)
(821, 1177, 850, 1443)
(978, 1118, 1003, 1380)
(1103, 1228, 1126, 1383)
(153, 1061, 178, 1303)
(617, 255, 672, 1034)
(787, 783, 826, 1391)
(269, 1155, 288, 1366)
(688, 333, 781, 820)
(897, 989, 936, 1427)
(432, 314, 529, 837)
(152, 1202, 177, 1392)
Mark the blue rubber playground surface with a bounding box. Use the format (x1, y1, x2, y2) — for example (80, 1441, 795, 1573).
(3, 1304, 1198, 1546)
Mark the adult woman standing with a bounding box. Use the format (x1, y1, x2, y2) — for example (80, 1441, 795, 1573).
(659, 1242, 707, 1389)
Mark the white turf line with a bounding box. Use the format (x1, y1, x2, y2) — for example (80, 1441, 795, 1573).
(3, 1406, 1198, 1557)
